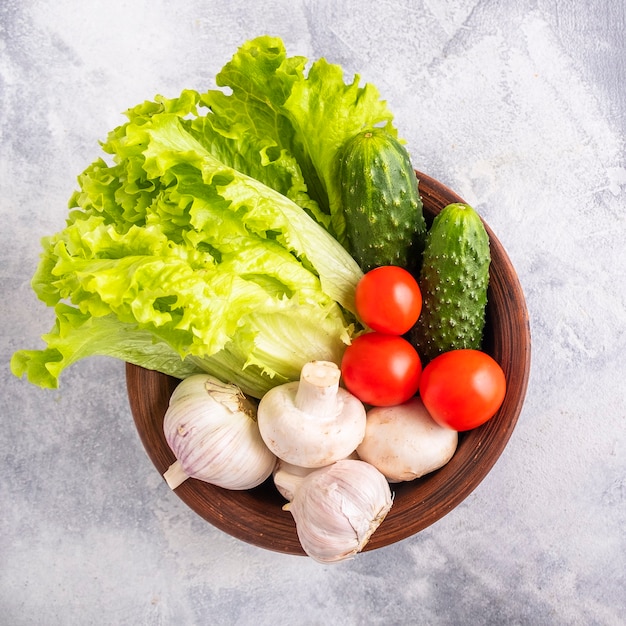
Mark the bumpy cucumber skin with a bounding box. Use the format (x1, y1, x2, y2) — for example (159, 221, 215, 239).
(409, 203, 490, 362)
(339, 128, 427, 274)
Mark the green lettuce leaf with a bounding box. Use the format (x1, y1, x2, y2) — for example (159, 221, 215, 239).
(11, 304, 201, 389)
(13, 36, 399, 396)
(200, 36, 397, 243)
(13, 98, 362, 397)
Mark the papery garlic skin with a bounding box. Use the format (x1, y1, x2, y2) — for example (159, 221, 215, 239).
(286, 459, 393, 563)
(163, 374, 276, 490)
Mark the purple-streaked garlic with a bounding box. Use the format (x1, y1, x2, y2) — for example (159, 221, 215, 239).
(162, 374, 276, 490)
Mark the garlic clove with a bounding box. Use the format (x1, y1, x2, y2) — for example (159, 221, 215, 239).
(286, 459, 393, 563)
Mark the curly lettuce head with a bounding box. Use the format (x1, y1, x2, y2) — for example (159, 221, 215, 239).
(12, 36, 398, 397)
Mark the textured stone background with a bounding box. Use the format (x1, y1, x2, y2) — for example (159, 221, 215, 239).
(1, 1, 624, 624)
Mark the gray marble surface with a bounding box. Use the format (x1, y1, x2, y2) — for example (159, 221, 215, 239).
(2, 1, 625, 624)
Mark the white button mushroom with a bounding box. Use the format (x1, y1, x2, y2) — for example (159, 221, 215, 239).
(272, 451, 360, 502)
(257, 361, 366, 468)
(272, 459, 317, 502)
(356, 397, 458, 482)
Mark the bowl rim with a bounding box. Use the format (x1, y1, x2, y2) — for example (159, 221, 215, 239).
(126, 170, 531, 555)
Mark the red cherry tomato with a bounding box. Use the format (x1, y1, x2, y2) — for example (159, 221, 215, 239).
(419, 349, 506, 431)
(355, 266, 422, 335)
(341, 333, 422, 406)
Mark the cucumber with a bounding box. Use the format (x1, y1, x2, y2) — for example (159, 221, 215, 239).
(409, 202, 490, 362)
(339, 128, 427, 273)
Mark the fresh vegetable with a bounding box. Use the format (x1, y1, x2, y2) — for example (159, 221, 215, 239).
(7, 33, 513, 568)
(272, 460, 317, 503)
(202, 36, 398, 244)
(419, 349, 506, 431)
(14, 42, 406, 396)
(339, 127, 427, 273)
(341, 333, 422, 406)
(409, 203, 491, 362)
(355, 265, 422, 335)
(257, 361, 366, 468)
(284, 459, 393, 563)
(356, 397, 458, 482)
(162, 374, 276, 490)
(272, 451, 359, 502)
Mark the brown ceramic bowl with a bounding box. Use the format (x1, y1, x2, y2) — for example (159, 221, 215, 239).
(126, 170, 531, 555)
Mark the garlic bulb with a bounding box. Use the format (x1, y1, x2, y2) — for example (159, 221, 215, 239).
(162, 374, 276, 490)
(286, 459, 393, 563)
